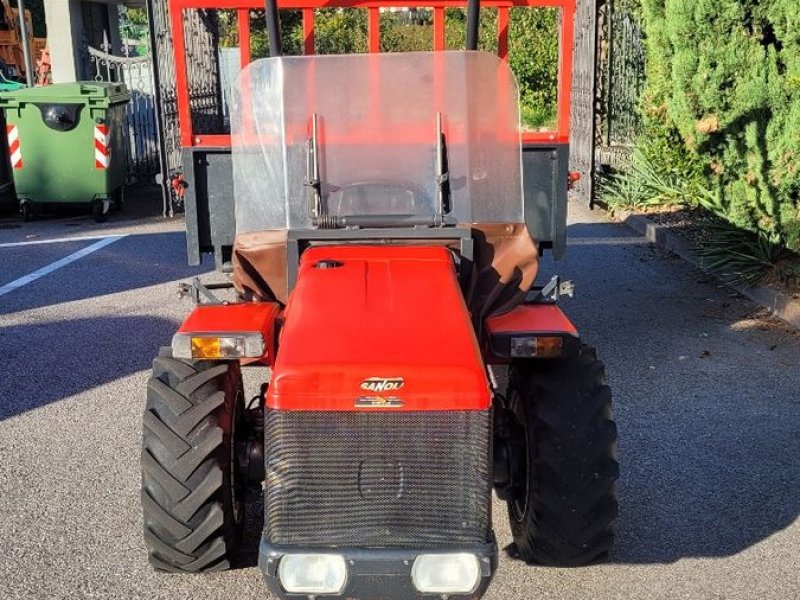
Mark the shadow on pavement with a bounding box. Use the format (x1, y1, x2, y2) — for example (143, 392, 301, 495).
(0, 315, 182, 420)
(562, 220, 643, 239)
(0, 231, 211, 315)
(537, 220, 800, 564)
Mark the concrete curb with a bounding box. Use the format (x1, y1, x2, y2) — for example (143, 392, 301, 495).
(611, 208, 800, 331)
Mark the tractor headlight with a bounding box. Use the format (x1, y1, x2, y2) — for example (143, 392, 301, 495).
(171, 332, 265, 360)
(411, 553, 481, 594)
(278, 554, 347, 595)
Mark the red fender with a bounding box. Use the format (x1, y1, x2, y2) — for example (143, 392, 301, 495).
(174, 302, 281, 366)
(484, 303, 580, 363)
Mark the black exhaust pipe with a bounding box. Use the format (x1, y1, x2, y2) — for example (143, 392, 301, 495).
(265, 0, 282, 57)
(466, 0, 480, 50)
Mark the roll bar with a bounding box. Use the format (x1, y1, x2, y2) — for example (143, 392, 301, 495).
(266, 0, 282, 56)
(264, 0, 479, 56)
(466, 0, 480, 51)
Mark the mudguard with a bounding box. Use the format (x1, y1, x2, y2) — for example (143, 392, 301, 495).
(484, 303, 580, 362)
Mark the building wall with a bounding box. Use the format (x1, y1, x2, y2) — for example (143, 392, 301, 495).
(44, 0, 82, 83)
(44, 0, 125, 83)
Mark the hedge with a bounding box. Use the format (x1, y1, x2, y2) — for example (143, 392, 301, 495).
(639, 0, 800, 251)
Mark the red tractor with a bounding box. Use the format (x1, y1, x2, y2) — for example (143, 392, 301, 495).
(142, 1, 617, 597)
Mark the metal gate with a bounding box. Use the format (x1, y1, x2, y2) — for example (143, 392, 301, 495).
(569, 0, 644, 204)
(596, 0, 644, 170)
(569, 0, 598, 205)
(87, 45, 160, 183)
(146, 0, 225, 216)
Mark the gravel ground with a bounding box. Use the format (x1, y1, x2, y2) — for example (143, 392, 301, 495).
(620, 205, 800, 296)
(629, 206, 720, 243)
(0, 199, 798, 600)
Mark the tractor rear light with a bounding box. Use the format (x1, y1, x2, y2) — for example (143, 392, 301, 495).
(278, 554, 347, 595)
(171, 333, 265, 360)
(510, 336, 564, 358)
(411, 553, 481, 594)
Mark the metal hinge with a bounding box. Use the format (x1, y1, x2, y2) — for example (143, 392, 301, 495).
(524, 275, 575, 304)
(177, 277, 234, 305)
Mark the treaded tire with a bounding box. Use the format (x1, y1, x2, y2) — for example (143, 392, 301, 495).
(507, 344, 618, 566)
(142, 348, 245, 572)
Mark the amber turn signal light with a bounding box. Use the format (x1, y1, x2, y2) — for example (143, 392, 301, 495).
(510, 336, 564, 358)
(171, 332, 265, 360)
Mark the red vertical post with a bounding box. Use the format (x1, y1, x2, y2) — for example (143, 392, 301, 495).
(303, 8, 315, 54)
(238, 8, 251, 67)
(237, 9, 253, 142)
(368, 7, 380, 53)
(497, 6, 510, 135)
(433, 7, 445, 51)
(497, 6, 509, 61)
(170, 4, 193, 147)
(557, 1, 574, 142)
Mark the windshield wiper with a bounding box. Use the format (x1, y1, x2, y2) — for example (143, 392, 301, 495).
(304, 113, 322, 219)
(435, 112, 451, 225)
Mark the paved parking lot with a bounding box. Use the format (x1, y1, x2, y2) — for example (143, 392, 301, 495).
(0, 200, 798, 599)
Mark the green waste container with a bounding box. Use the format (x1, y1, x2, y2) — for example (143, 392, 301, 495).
(0, 108, 16, 213)
(0, 82, 130, 221)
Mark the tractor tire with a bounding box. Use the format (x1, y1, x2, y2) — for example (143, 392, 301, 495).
(141, 349, 246, 573)
(506, 344, 618, 566)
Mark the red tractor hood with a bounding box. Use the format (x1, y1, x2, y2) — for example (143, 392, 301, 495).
(266, 245, 491, 411)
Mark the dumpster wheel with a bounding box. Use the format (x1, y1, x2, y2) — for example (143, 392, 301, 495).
(20, 200, 33, 222)
(141, 349, 247, 572)
(506, 344, 618, 566)
(92, 199, 110, 223)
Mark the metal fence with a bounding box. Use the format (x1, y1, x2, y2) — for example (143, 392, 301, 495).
(596, 0, 644, 170)
(147, 1, 226, 215)
(87, 45, 160, 183)
(569, 0, 644, 205)
(569, 0, 599, 205)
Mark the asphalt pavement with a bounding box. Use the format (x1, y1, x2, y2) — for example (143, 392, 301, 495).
(0, 199, 798, 599)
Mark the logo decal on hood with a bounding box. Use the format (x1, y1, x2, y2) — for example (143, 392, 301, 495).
(360, 377, 404, 393)
(356, 377, 405, 408)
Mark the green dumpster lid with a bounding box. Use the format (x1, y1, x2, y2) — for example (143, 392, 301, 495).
(0, 81, 130, 106)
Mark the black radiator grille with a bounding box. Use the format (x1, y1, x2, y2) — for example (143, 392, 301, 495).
(265, 409, 492, 548)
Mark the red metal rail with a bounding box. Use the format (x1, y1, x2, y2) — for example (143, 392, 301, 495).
(168, 0, 575, 147)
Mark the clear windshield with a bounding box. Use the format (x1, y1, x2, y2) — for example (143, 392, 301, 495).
(230, 51, 523, 233)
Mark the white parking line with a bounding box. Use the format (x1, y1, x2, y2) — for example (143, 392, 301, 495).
(0, 234, 121, 249)
(0, 235, 127, 298)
